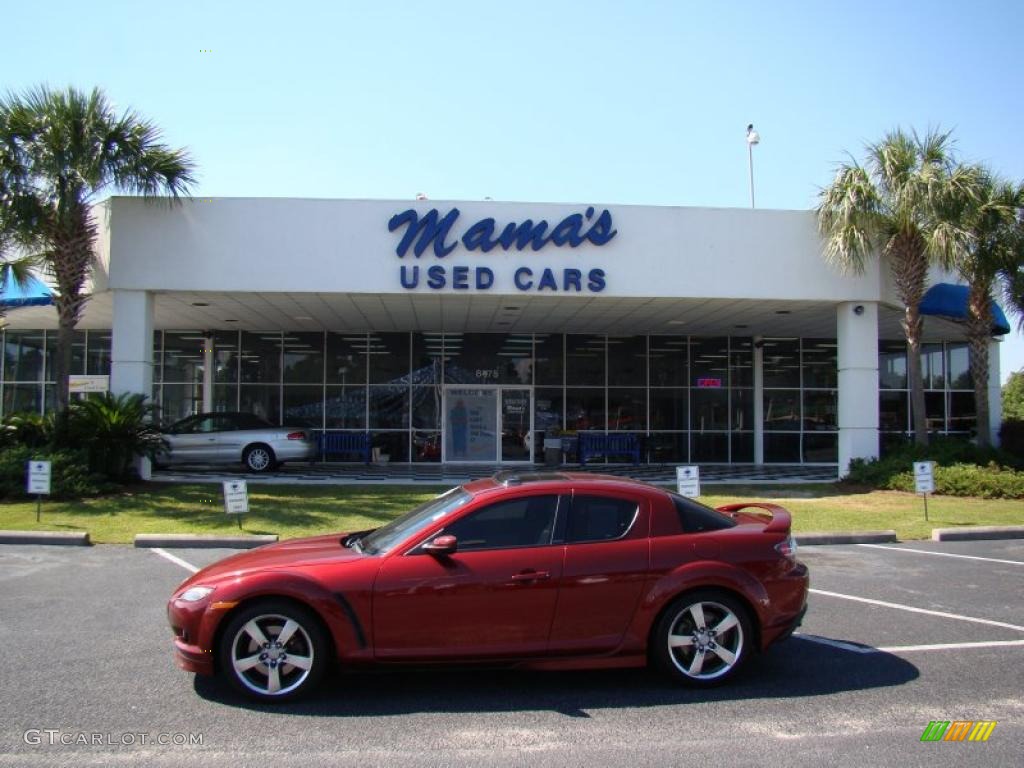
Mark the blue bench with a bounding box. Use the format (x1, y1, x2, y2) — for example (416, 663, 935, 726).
(578, 433, 640, 465)
(319, 432, 372, 463)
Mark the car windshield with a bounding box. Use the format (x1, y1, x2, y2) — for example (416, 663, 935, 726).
(360, 487, 472, 555)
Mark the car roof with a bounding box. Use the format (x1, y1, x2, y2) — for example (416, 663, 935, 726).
(464, 471, 666, 498)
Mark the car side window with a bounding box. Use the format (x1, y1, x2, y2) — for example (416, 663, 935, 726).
(195, 417, 219, 433)
(443, 495, 558, 551)
(567, 495, 638, 543)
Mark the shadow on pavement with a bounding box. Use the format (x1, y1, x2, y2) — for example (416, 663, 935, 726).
(194, 635, 918, 717)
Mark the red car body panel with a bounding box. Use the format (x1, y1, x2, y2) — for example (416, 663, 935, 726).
(167, 474, 808, 677)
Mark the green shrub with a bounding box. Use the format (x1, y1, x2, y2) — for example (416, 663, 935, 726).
(0, 445, 113, 500)
(847, 436, 1024, 498)
(64, 393, 165, 480)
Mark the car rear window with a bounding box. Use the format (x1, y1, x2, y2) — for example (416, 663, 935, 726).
(672, 495, 737, 533)
(567, 495, 639, 543)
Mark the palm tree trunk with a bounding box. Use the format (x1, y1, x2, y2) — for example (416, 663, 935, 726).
(966, 280, 993, 449)
(53, 302, 77, 411)
(48, 211, 95, 412)
(891, 234, 930, 446)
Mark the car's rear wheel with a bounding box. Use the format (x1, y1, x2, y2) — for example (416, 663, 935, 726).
(219, 600, 328, 702)
(653, 590, 751, 686)
(243, 444, 276, 473)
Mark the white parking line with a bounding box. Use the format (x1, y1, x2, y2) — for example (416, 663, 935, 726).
(796, 634, 1024, 654)
(856, 543, 1024, 566)
(808, 588, 1024, 633)
(150, 547, 199, 574)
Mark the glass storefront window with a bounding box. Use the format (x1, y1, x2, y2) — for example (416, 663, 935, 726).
(730, 338, 754, 387)
(412, 333, 442, 385)
(240, 384, 280, 424)
(4, 330, 46, 382)
(370, 432, 410, 463)
(326, 333, 369, 386)
(534, 334, 563, 386)
(565, 388, 605, 431)
(879, 391, 907, 432)
(443, 333, 532, 386)
(283, 385, 325, 428)
(3, 383, 43, 415)
(692, 388, 728, 431)
(160, 382, 204, 423)
(691, 338, 729, 384)
(922, 343, 945, 390)
(649, 336, 688, 387)
(947, 344, 972, 390)
(212, 384, 238, 413)
(765, 433, 801, 463)
(802, 339, 838, 389)
(213, 331, 239, 384)
(762, 338, 800, 388)
(282, 333, 324, 384)
(803, 434, 838, 463)
(647, 433, 687, 463)
(731, 432, 754, 462)
(534, 388, 564, 431)
(412, 386, 442, 430)
(692, 432, 728, 462)
(324, 386, 366, 429)
(803, 390, 837, 431)
(87, 330, 112, 376)
(412, 430, 441, 462)
(879, 341, 907, 389)
(947, 391, 976, 432)
(240, 332, 281, 384)
(163, 332, 207, 385)
(764, 390, 800, 431)
(731, 389, 754, 432)
(70, 331, 86, 376)
(369, 333, 411, 385)
(607, 336, 646, 386)
(566, 335, 605, 386)
(607, 388, 646, 430)
(650, 388, 687, 430)
(369, 385, 409, 429)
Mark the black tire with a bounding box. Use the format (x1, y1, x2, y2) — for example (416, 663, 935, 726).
(243, 444, 276, 473)
(218, 600, 329, 702)
(652, 589, 752, 686)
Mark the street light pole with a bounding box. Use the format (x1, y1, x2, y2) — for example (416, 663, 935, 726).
(746, 123, 760, 208)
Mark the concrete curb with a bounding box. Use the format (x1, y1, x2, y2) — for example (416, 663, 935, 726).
(0, 530, 91, 546)
(795, 530, 897, 545)
(134, 533, 278, 549)
(931, 526, 1024, 542)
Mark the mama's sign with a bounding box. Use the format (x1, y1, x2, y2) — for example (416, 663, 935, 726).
(388, 206, 617, 258)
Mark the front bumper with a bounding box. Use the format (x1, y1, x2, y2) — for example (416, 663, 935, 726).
(174, 638, 215, 675)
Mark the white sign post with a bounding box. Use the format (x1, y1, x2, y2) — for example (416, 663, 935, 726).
(676, 465, 701, 498)
(223, 480, 249, 529)
(27, 460, 52, 521)
(913, 461, 935, 521)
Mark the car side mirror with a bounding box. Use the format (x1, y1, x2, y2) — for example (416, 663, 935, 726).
(422, 534, 457, 556)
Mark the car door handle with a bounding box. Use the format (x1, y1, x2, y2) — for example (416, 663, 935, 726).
(510, 570, 550, 583)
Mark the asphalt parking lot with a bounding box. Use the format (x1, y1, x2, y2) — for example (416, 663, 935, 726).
(0, 539, 1021, 767)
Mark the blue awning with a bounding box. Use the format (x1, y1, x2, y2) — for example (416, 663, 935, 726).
(0, 275, 53, 309)
(919, 282, 1011, 336)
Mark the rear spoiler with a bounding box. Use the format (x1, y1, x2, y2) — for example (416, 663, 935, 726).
(715, 503, 792, 533)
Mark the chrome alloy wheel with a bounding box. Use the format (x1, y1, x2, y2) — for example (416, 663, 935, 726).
(229, 614, 315, 696)
(245, 446, 272, 472)
(666, 600, 745, 681)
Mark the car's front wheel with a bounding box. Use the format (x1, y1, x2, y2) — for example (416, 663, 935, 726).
(219, 600, 328, 702)
(653, 590, 752, 686)
(243, 444, 276, 473)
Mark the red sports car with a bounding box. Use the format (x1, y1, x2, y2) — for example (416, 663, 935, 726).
(167, 472, 808, 701)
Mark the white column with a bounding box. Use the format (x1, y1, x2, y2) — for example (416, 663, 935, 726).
(837, 302, 879, 477)
(753, 336, 764, 464)
(110, 290, 155, 480)
(988, 339, 1002, 446)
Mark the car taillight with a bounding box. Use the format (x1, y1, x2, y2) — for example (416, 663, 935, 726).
(286, 431, 307, 441)
(775, 535, 797, 558)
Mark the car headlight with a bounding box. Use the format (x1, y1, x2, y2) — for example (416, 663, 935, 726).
(178, 586, 215, 602)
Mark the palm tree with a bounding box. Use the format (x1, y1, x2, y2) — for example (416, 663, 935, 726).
(0, 212, 38, 323)
(817, 128, 977, 446)
(0, 85, 194, 409)
(957, 170, 1024, 447)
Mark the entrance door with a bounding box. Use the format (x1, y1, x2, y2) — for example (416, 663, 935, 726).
(443, 387, 533, 463)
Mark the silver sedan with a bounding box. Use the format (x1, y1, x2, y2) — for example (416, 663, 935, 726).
(158, 412, 317, 472)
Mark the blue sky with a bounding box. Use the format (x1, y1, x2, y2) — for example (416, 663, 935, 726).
(7, 0, 1023, 380)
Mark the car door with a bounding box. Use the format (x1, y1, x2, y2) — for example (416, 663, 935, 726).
(372, 493, 564, 660)
(164, 415, 218, 463)
(546, 491, 650, 654)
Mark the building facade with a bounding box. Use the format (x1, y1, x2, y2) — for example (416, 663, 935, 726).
(1, 197, 1004, 474)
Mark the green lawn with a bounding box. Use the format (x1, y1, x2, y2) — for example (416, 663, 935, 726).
(0, 482, 1021, 544)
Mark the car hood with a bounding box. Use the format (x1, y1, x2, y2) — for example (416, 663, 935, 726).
(184, 533, 367, 585)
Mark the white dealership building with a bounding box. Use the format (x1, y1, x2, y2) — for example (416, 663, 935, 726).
(0, 197, 1007, 475)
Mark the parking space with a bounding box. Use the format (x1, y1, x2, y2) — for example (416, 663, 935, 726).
(0, 540, 1020, 767)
